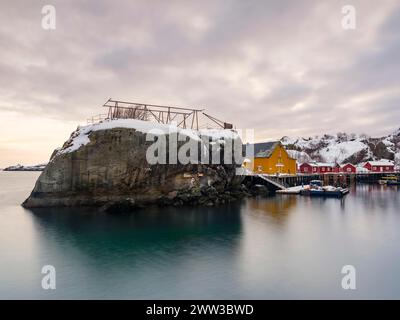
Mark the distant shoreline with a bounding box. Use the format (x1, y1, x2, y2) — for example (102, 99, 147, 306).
(2, 164, 46, 172)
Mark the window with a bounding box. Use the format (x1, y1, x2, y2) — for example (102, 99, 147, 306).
(373, 166, 376, 170)
(347, 167, 351, 172)
(304, 167, 308, 172)
(386, 166, 390, 170)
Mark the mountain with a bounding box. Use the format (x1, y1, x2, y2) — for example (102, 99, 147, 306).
(281, 128, 400, 165)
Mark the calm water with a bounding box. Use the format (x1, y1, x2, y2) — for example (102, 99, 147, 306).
(1, 171, 400, 299)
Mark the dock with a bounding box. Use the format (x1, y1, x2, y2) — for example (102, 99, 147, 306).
(276, 185, 306, 194)
(242, 172, 400, 193)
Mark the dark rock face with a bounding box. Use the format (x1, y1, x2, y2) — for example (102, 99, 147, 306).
(22, 126, 244, 209)
(368, 141, 395, 161)
(248, 184, 269, 196)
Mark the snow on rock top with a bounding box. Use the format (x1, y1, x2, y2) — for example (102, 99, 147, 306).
(392, 127, 400, 136)
(286, 150, 312, 163)
(57, 119, 240, 155)
(318, 140, 367, 163)
(281, 130, 399, 165)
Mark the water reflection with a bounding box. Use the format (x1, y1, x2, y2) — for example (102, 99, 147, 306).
(29, 205, 242, 261)
(2, 171, 400, 299)
(26, 205, 244, 299)
(23, 184, 400, 298)
(355, 184, 400, 212)
(244, 195, 298, 223)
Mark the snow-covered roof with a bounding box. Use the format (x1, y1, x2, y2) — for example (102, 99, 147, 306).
(339, 163, 356, 168)
(365, 159, 394, 166)
(315, 162, 336, 167)
(246, 141, 280, 158)
(301, 162, 337, 167)
(299, 162, 315, 167)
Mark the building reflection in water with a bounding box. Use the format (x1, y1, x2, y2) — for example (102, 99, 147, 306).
(354, 184, 399, 213)
(243, 194, 298, 223)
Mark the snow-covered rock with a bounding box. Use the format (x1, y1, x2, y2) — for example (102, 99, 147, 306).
(281, 129, 400, 165)
(318, 140, 368, 164)
(286, 150, 312, 164)
(23, 119, 245, 209)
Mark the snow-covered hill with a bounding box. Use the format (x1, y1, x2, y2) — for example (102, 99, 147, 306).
(282, 128, 400, 165)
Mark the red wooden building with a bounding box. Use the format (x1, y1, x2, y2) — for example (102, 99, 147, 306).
(299, 162, 337, 174)
(299, 162, 317, 173)
(299, 162, 357, 174)
(316, 163, 336, 173)
(363, 160, 394, 172)
(340, 163, 356, 173)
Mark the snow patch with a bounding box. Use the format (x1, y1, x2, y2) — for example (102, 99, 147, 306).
(57, 119, 240, 156)
(286, 150, 312, 163)
(318, 140, 367, 163)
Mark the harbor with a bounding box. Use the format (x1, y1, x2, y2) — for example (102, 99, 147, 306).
(243, 172, 400, 196)
(241, 139, 399, 198)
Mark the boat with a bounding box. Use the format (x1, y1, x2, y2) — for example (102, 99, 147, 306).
(378, 175, 400, 185)
(300, 180, 349, 198)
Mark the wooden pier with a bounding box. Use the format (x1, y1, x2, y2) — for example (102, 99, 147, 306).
(243, 172, 400, 192)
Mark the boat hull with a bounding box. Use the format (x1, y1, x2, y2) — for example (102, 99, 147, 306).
(300, 188, 349, 198)
(386, 181, 400, 186)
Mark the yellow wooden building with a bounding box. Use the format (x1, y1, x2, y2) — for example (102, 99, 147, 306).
(243, 141, 297, 175)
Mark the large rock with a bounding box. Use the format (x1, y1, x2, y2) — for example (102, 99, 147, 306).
(22, 119, 244, 208)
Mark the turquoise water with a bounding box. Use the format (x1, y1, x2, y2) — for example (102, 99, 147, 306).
(1, 171, 400, 299)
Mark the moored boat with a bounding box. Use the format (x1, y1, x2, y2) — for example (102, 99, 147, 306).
(378, 175, 400, 185)
(300, 180, 349, 198)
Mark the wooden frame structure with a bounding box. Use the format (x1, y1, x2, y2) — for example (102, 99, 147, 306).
(103, 98, 204, 130)
(203, 113, 233, 129)
(87, 98, 234, 130)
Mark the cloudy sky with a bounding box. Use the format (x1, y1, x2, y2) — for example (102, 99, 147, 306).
(0, 0, 399, 167)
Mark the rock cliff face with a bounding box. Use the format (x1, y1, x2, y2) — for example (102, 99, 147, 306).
(22, 119, 245, 209)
